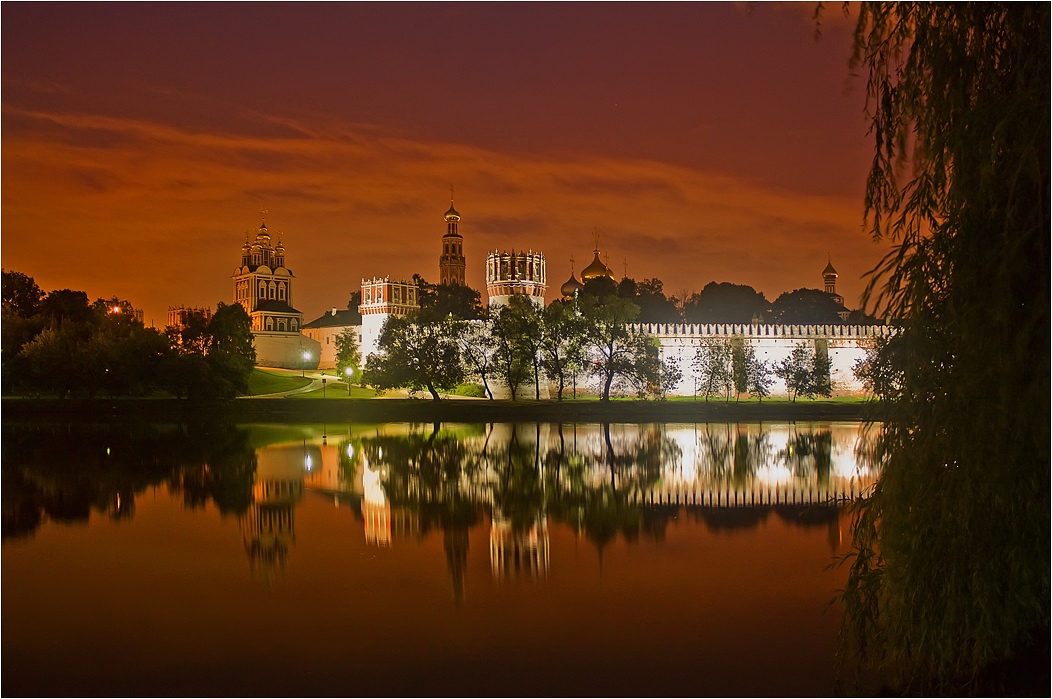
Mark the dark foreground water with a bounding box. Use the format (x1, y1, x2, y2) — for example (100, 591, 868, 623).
(2, 421, 880, 696)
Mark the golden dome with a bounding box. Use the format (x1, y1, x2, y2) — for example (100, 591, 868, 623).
(580, 250, 613, 281)
(823, 261, 838, 276)
(560, 274, 584, 298)
(444, 201, 460, 222)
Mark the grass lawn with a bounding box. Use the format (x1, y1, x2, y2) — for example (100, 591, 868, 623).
(246, 369, 312, 396)
(287, 383, 378, 399)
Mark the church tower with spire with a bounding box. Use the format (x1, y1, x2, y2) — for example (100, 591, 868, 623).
(439, 192, 466, 286)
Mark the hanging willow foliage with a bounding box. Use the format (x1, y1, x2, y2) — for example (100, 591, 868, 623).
(839, 2, 1050, 692)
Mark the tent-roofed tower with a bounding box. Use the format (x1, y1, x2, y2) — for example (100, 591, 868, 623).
(439, 192, 466, 286)
(823, 259, 844, 306)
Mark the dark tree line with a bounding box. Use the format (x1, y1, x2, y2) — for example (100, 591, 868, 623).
(2, 270, 256, 399)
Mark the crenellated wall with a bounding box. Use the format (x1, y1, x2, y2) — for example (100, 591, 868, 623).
(635, 323, 893, 397)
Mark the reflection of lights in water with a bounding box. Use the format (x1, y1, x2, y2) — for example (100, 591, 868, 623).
(362, 465, 386, 505)
(377, 447, 384, 460)
(754, 465, 793, 485)
(346, 444, 354, 459)
(304, 454, 313, 472)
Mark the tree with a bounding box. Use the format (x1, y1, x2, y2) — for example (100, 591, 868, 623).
(692, 338, 731, 402)
(207, 303, 256, 395)
(806, 338, 832, 399)
(839, 4, 1049, 689)
(457, 319, 498, 399)
(618, 277, 682, 324)
(729, 336, 753, 401)
(579, 295, 647, 401)
(580, 275, 618, 298)
(682, 282, 770, 325)
(414, 274, 485, 320)
(364, 311, 463, 400)
(773, 343, 813, 402)
(748, 356, 773, 402)
(2, 270, 44, 317)
(851, 335, 899, 396)
(540, 299, 586, 401)
(334, 327, 362, 385)
(490, 296, 542, 399)
(769, 288, 844, 325)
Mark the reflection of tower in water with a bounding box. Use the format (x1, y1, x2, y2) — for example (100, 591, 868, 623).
(489, 512, 550, 581)
(239, 444, 315, 589)
(361, 459, 391, 547)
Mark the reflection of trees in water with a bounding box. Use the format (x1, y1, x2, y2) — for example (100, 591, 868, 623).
(2, 421, 257, 539)
(353, 422, 881, 555)
(355, 423, 681, 554)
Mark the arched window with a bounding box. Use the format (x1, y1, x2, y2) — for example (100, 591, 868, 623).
(265, 316, 274, 331)
(278, 283, 286, 300)
(259, 281, 266, 297)
(268, 282, 276, 300)
(278, 318, 287, 332)
(291, 319, 298, 332)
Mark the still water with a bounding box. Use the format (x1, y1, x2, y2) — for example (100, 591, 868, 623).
(2, 421, 881, 696)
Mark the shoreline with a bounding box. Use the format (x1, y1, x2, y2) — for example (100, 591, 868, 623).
(2, 397, 890, 424)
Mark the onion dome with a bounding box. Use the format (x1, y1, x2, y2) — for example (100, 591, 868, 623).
(823, 261, 838, 276)
(444, 201, 461, 222)
(581, 250, 613, 281)
(255, 219, 271, 244)
(560, 273, 584, 298)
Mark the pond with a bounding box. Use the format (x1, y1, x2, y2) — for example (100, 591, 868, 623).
(2, 420, 881, 696)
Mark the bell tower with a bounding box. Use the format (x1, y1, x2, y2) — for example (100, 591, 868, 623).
(439, 190, 466, 286)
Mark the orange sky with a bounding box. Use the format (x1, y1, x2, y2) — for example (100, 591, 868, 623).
(2, 3, 884, 327)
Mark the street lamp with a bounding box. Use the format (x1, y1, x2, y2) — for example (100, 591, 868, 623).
(301, 350, 311, 378)
(344, 366, 354, 395)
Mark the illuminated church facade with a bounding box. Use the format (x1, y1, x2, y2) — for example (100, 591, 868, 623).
(232, 215, 320, 369)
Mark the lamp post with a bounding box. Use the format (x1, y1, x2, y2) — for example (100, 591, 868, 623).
(301, 350, 311, 378)
(344, 366, 353, 395)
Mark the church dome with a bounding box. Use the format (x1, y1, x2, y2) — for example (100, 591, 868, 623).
(444, 201, 460, 222)
(823, 261, 838, 276)
(580, 250, 613, 281)
(560, 273, 584, 298)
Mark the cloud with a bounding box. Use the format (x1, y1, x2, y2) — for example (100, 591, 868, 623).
(1, 106, 884, 326)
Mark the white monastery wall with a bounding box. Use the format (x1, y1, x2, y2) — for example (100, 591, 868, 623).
(253, 331, 321, 370)
(636, 323, 892, 398)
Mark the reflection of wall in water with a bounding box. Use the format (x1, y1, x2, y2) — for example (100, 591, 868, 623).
(489, 514, 550, 581)
(644, 422, 879, 506)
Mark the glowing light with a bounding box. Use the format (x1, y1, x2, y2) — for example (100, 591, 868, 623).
(110, 305, 120, 314)
(346, 444, 355, 459)
(304, 453, 313, 472)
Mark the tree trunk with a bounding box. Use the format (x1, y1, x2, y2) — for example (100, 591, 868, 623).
(426, 383, 441, 400)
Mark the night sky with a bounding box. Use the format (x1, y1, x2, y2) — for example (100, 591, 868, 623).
(2, 3, 882, 327)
